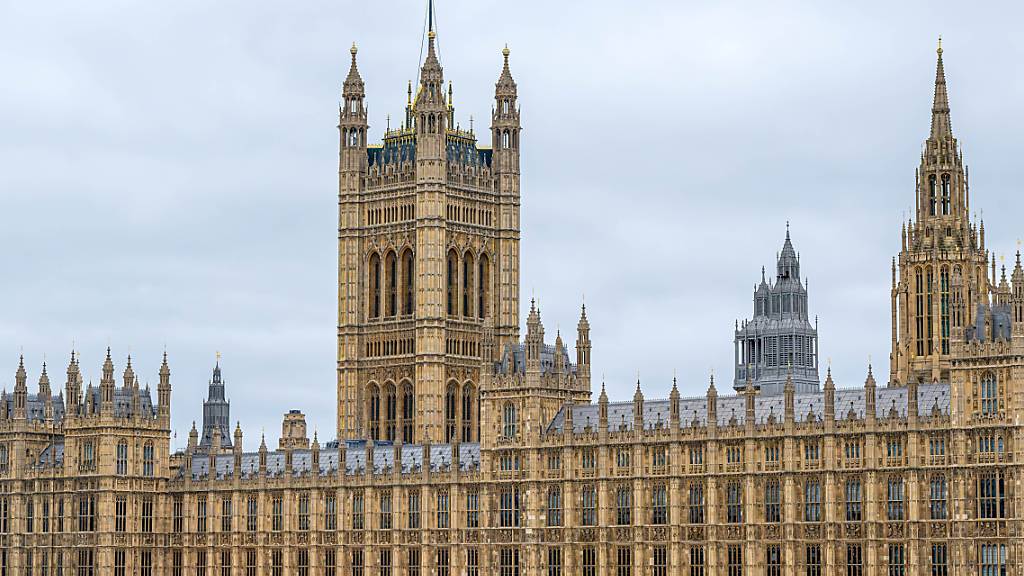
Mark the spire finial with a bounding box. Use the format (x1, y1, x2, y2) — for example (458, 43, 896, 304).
(350, 42, 357, 60)
(937, 35, 942, 56)
(428, 0, 435, 34)
(502, 44, 510, 63)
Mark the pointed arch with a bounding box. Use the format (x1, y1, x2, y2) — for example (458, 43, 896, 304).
(980, 372, 999, 416)
(447, 249, 459, 317)
(367, 383, 381, 441)
(383, 381, 397, 442)
(502, 401, 518, 439)
(401, 380, 415, 444)
(116, 440, 128, 475)
(462, 251, 475, 317)
(461, 382, 475, 442)
(143, 441, 154, 477)
(928, 174, 937, 216)
(478, 253, 490, 320)
(941, 173, 951, 215)
(369, 252, 382, 319)
(385, 251, 398, 317)
(445, 381, 459, 443)
(401, 249, 415, 316)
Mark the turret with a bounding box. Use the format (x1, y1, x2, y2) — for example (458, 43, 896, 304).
(598, 383, 609, 436)
(744, 374, 756, 433)
(576, 304, 591, 387)
(553, 331, 565, 376)
(525, 300, 543, 375)
(706, 376, 718, 435)
(66, 352, 81, 415)
(158, 352, 171, 418)
(1012, 250, 1023, 332)
(823, 367, 835, 425)
(100, 348, 114, 415)
(492, 44, 520, 180)
(632, 380, 644, 432)
(311, 431, 320, 473)
(783, 371, 795, 427)
(13, 355, 27, 420)
(258, 434, 268, 476)
(669, 377, 680, 428)
(187, 421, 198, 454)
(339, 42, 368, 182)
(39, 362, 53, 420)
(865, 365, 877, 426)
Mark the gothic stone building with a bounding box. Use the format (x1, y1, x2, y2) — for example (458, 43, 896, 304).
(1, 23, 1023, 576)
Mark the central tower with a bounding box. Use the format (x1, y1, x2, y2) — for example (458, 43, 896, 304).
(891, 40, 991, 385)
(337, 14, 521, 443)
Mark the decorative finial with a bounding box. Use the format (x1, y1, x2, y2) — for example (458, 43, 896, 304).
(350, 42, 358, 57)
(502, 44, 510, 60)
(216, 351, 221, 363)
(937, 35, 942, 55)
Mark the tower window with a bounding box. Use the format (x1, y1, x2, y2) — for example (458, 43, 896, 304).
(980, 373, 999, 416)
(941, 173, 951, 215)
(370, 253, 381, 319)
(928, 174, 937, 216)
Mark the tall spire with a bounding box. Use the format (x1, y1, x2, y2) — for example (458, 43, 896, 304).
(930, 36, 952, 140)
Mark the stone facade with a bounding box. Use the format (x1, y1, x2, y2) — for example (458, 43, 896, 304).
(1, 21, 1023, 576)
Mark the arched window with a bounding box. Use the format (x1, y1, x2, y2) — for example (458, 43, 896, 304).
(428, 114, 436, 134)
(914, 267, 924, 357)
(444, 382, 458, 443)
(980, 373, 999, 416)
(385, 252, 397, 317)
(116, 441, 128, 475)
(0, 444, 7, 473)
(447, 250, 458, 316)
(384, 383, 397, 442)
(83, 441, 95, 470)
(402, 250, 415, 316)
(368, 384, 381, 440)
(461, 383, 475, 442)
(478, 254, 489, 319)
(462, 252, 474, 317)
(940, 267, 950, 354)
(369, 253, 381, 319)
(928, 175, 937, 216)
(401, 383, 415, 444)
(502, 402, 518, 439)
(143, 442, 154, 477)
(941, 173, 951, 215)
(503, 130, 511, 149)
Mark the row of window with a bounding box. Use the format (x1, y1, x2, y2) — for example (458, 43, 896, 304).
(13, 542, 1003, 576)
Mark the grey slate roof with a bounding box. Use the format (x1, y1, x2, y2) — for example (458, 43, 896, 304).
(497, 343, 574, 376)
(182, 441, 481, 481)
(82, 387, 156, 419)
(545, 383, 950, 434)
(1, 393, 65, 423)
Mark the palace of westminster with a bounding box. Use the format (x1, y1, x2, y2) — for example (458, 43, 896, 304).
(2, 11, 1023, 576)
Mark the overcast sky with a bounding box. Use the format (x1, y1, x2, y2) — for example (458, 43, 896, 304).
(2, 1, 1023, 450)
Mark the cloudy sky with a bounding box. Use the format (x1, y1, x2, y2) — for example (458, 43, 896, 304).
(2, 1, 1022, 450)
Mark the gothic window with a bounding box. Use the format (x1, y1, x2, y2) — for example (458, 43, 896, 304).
(352, 492, 365, 530)
(847, 545, 863, 576)
(143, 442, 154, 477)
(581, 485, 597, 526)
(402, 250, 415, 316)
(498, 487, 517, 527)
(978, 472, 1005, 519)
(615, 486, 632, 525)
(928, 174, 937, 216)
(82, 440, 95, 471)
(652, 484, 668, 525)
(978, 544, 1006, 576)
(444, 382, 457, 443)
(386, 251, 397, 317)
(447, 250, 458, 316)
(116, 440, 128, 475)
(764, 480, 781, 522)
(461, 383, 474, 442)
(478, 254, 489, 319)
(0, 444, 7, 473)
(462, 252, 474, 317)
(688, 482, 705, 524)
(804, 480, 821, 522)
(369, 252, 381, 319)
(503, 130, 511, 149)
(941, 173, 951, 215)
(402, 383, 415, 444)
(980, 373, 999, 416)
(927, 267, 935, 354)
(379, 490, 392, 530)
(428, 114, 436, 134)
(844, 479, 862, 522)
(690, 546, 706, 576)
(466, 490, 480, 528)
(502, 402, 517, 439)
(384, 383, 397, 442)
(888, 544, 905, 576)
(407, 490, 421, 529)
(915, 268, 925, 356)
(547, 486, 562, 526)
(806, 545, 822, 576)
(930, 475, 948, 520)
(726, 481, 743, 524)
(766, 545, 782, 576)
(727, 545, 742, 576)
(368, 384, 381, 441)
(887, 477, 905, 521)
(941, 266, 950, 354)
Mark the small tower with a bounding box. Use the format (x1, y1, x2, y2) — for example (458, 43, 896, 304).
(823, 367, 835, 425)
(13, 355, 27, 420)
(669, 377, 681, 428)
(199, 358, 232, 452)
(38, 362, 53, 421)
(632, 380, 644, 432)
(493, 44, 520, 180)
(100, 348, 115, 415)
(157, 352, 171, 419)
(66, 351, 81, 416)
(865, 365, 877, 426)
(576, 304, 591, 391)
